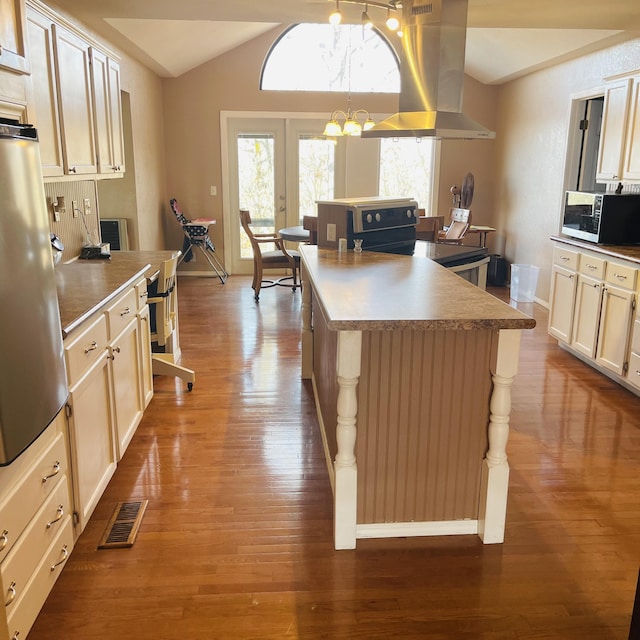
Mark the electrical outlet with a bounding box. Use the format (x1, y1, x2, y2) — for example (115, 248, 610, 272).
(72, 200, 78, 218)
(210, 185, 217, 196)
(83, 198, 91, 215)
(326, 223, 336, 242)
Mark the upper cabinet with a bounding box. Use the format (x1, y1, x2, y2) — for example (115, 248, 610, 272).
(23, 0, 124, 180)
(596, 73, 640, 183)
(90, 48, 125, 174)
(0, 0, 29, 74)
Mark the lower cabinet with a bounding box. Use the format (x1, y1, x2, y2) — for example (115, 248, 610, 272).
(64, 278, 151, 534)
(549, 241, 639, 392)
(0, 412, 73, 640)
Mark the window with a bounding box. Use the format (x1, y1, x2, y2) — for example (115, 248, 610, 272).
(379, 138, 437, 211)
(261, 24, 399, 93)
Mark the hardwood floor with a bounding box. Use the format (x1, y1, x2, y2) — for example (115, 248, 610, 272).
(28, 276, 640, 640)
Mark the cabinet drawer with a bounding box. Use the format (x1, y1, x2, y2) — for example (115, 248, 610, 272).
(627, 352, 640, 390)
(578, 254, 606, 279)
(1, 476, 71, 604)
(553, 246, 579, 270)
(135, 278, 149, 312)
(106, 287, 137, 339)
(5, 517, 73, 640)
(604, 261, 637, 290)
(0, 433, 68, 564)
(65, 313, 108, 384)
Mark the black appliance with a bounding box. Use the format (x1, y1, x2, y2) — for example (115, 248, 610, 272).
(317, 197, 419, 255)
(562, 190, 640, 244)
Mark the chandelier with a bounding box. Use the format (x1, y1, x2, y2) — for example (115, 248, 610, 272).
(328, 0, 403, 35)
(323, 98, 375, 137)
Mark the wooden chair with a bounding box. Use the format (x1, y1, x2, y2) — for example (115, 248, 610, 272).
(303, 215, 318, 245)
(239, 210, 300, 302)
(416, 214, 445, 241)
(437, 208, 472, 244)
(147, 253, 195, 391)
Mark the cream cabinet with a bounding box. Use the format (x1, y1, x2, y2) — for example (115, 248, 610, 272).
(64, 312, 117, 533)
(549, 240, 639, 393)
(25, 5, 64, 177)
(627, 317, 640, 390)
(0, 0, 29, 75)
(548, 246, 578, 343)
(52, 22, 97, 175)
(596, 74, 640, 183)
(24, 0, 124, 179)
(105, 286, 144, 459)
(0, 412, 73, 640)
(90, 48, 125, 175)
(136, 279, 154, 408)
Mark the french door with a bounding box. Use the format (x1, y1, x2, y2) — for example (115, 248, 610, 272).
(223, 115, 345, 274)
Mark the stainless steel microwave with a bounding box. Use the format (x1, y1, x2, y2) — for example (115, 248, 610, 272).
(562, 191, 640, 244)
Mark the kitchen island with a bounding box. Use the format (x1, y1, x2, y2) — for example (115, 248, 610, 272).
(300, 246, 536, 549)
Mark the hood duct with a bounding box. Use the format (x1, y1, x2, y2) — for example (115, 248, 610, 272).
(362, 0, 495, 140)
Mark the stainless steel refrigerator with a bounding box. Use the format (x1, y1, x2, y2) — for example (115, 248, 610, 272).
(0, 121, 68, 465)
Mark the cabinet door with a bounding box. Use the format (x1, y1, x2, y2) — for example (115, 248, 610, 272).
(571, 274, 603, 358)
(596, 77, 632, 182)
(25, 7, 64, 177)
(52, 23, 97, 175)
(548, 265, 577, 343)
(89, 47, 111, 174)
(595, 285, 635, 375)
(107, 57, 125, 173)
(0, 0, 29, 74)
(109, 319, 143, 460)
(67, 352, 116, 533)
(622, 76, 640, 181)
(138, 305, 154, 409)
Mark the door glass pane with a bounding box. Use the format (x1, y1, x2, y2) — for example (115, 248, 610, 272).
(237, 134, 276, 259)
(298, 135, 335, 222)
(378, 138, 436, 210)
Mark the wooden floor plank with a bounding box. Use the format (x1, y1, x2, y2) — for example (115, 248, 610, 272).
(26, 276, 639, 640)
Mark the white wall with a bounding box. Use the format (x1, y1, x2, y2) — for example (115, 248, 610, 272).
(495, 38, 640, 302)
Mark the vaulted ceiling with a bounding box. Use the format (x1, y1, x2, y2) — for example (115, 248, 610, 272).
(48, 0, 640, 84)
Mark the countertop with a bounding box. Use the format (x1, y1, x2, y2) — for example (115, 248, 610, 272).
(55, 250, 179, 337)
(551, 235, 640, 264)
(300, 245, 536, 331)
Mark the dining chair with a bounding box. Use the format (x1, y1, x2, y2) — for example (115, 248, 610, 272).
(240, 209, 300, 302)
(437, 208, 472, 244)
(147, 253, 195, 391)
(169, 198, 228, 284)
(416, 213, 445, 241)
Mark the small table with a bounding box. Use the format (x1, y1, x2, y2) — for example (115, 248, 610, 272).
(467, 225, 496, 248)
(279, 226, 310, 243)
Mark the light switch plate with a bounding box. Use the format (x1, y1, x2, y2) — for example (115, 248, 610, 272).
(327, 223, 336, 242)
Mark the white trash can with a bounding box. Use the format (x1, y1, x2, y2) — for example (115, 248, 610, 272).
(510, 264, 540, 302)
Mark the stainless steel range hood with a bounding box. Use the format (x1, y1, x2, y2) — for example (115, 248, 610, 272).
(362, 0, 495, 140)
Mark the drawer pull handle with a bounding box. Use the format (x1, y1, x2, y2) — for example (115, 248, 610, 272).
(586, 264, 597, 270)
(636, 370, 640, 376)
(139, 291, 148, 298)
(50, 544, 69, 572)
(0, 529, 7, 550)
(42, 461, 61, 483)
(560, 256, 569, 261)
(120, 306, 131, 317)
(84, 341, 98, 354)
(5, 582, 16, 607)
(12, 632, 20, 640)
(141, 316, 148, 323)
(614, 273, 627, 280)
(46, 505, 64, 529)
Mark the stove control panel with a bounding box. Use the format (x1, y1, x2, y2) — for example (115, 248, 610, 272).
(351, 201, 419, 233)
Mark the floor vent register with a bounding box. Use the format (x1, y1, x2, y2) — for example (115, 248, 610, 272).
(97, 500, 148, 549)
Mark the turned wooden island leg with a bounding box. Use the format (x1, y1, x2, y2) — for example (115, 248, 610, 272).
(478, 329, 521, 544)
(333, 330, 362, 550)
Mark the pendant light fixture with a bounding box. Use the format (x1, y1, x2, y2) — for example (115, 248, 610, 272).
(329, 0, 342, 26)
(322, 25, 375, 137)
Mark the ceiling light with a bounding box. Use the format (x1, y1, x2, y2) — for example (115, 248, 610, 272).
(385, 9, 399, 31)
(362, 5, 373, 29)
(329, 0, 342, 25)
(323, 108, 374, 137)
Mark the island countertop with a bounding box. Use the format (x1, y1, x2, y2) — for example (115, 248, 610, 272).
(55, 251, 178, 337)
(300, 245, 536, 331)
